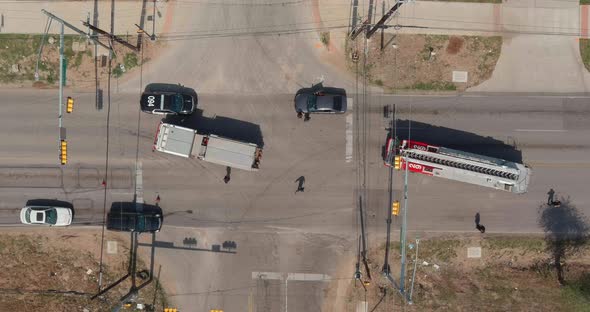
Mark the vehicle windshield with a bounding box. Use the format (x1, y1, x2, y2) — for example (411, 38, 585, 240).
(137, 215, 146, 232)
(306, 95, 317, 112)
(172, 94, 184, 112)
(45, 208, 57, 224)
(24, 209, 31, 223)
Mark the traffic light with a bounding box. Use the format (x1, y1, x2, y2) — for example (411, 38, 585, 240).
(392, 201, 400, 216)
(60, 140, 67, 165)
(394, 156, 401, 170)
(210, 310, 224, 312)
(164, 309, 177, 312)
(66, 96, 74, 113)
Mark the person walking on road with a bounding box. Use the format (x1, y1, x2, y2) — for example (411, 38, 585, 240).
(295, 176, 305, 193)
(547, 188, 555, 205)
(223, 167, 231, 184)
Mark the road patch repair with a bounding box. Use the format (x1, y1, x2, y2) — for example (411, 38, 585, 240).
(347, 34, 502, 92)
(323, 234, 590, 311)
(0, 167, 62, 188)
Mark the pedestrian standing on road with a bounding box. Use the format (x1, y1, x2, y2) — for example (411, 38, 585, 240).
(547, 188, 555, 205)
(295, 176, 305, 193)
(474, 212, 485, 233)
(223, 167, 231, 184)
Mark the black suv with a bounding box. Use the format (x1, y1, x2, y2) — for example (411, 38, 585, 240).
(107, 202, 163, 233)
(140, 87, 196, 115)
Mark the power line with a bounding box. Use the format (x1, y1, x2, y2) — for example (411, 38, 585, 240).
(97, 0, 116, 291)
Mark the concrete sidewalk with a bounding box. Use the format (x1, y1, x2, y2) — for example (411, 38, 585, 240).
(318, 0, 590, 92)
(0, 0, 170, 36)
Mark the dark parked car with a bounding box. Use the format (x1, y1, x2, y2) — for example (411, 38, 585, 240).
(294, 87, 347, 114)
(107, 202, 163, 233)
(140, 90, 196, 115)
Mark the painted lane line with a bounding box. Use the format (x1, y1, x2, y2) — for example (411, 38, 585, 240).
(252, 271, 331, 281)
(346, 113, 353, 163)
(252, 271, 284, 280)
(135, 161, 143, 204)
(514, 129, 567, 132)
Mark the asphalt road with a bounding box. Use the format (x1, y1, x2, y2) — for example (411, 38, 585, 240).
(1, 87, 589, 310)
(2, 0, 590, 311)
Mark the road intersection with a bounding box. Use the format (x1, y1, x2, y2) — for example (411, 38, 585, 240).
(1, 0, 590, 311)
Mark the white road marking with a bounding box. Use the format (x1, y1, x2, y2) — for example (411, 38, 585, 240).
(356, 301, 368, 312)
(135, 161, 143, 204)
(252, 271, 331, 281)
(346, 113, 353, 163)
(515, 129, 567, 132)
(252, 271, 284, 280)
(287, 273, 331, 281)
(347, 97, 353, 110)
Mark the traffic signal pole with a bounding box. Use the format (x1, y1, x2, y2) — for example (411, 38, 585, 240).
(39, 9, 112, 165)
(399, 134, 410, 295)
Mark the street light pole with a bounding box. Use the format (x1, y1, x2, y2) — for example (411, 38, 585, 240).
(409, 237, 420, 302)
(399, 148, 409, 293)
(58, 22, 64, 138)
(398, 107, 412, 295)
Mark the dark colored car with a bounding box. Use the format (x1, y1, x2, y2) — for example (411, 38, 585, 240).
(107, 202, 163, 233)
(294, 87, 347, 114)
(140, 91, 195, 115)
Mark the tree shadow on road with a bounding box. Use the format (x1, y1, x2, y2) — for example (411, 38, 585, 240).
(538, 197, 590, 285)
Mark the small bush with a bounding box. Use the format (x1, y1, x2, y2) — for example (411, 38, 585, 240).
(112, 65, 123, 78)
(124, 53, 139, 69)
(320, 32, 330, 47)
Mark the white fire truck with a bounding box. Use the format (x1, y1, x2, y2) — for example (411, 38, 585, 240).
(153, 122, 262, 171)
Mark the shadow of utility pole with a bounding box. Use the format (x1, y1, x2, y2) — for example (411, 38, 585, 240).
(138, 240, 237, 254)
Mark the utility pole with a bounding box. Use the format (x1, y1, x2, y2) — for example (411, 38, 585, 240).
(40, 10, 110, 50)
(58, 22, 64, 137)
(382, 104, 395, 276)
(152, 0, 157, 40)
(351, 0, 359, 33)
(349, 0, 374, 40)
(380, 2, 385, 50)
(359, 196, 372, 281)
(83, 22, 139, 52)
(366, 1, 406, 39)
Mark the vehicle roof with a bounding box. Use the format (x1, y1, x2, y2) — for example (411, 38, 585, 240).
(156, 123, 198, 156)
(140, 92, 193, 112)
(107, 203, 163, 232)
(295, 88, 346, 112)
(198, 135, 258, 170)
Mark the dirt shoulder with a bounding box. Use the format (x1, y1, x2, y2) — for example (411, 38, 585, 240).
(324, 234, 590, 312)
(346, 34, 502, 92)
(0, 34, 162, 90)
(0, 227, 170, 311)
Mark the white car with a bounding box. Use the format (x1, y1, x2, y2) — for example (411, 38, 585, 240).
(20, 206, 72, 226)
